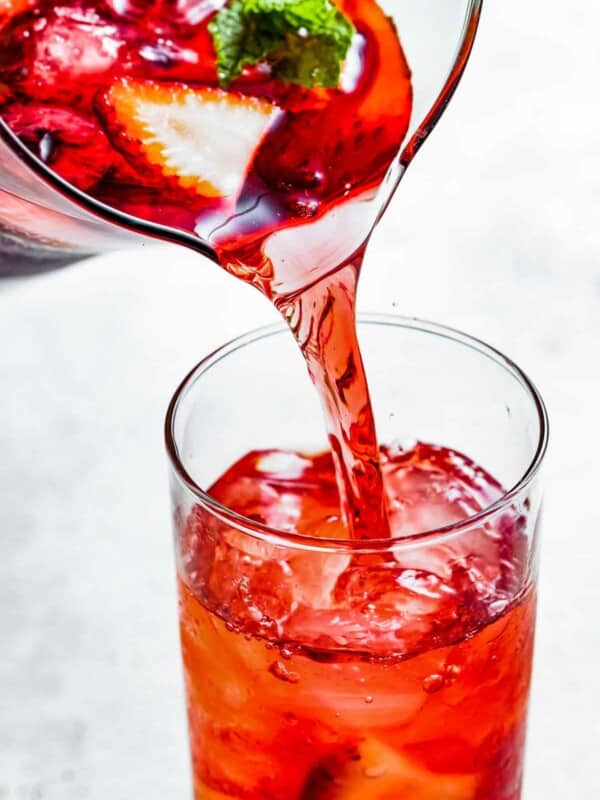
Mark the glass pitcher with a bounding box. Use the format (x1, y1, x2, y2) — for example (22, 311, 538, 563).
(0, 0, 482, 278)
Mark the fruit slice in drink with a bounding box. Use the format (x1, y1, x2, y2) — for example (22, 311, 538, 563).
(101, 80, 281, 201)
(302, 738, 476, 799)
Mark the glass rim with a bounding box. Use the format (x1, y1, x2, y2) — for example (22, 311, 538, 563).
(165, 314, 548, 554)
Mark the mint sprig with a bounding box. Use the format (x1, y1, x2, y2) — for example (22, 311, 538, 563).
(209, 0, 355, 89)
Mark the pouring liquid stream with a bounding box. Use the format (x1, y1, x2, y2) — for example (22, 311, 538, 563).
(203, 0, 410, 537)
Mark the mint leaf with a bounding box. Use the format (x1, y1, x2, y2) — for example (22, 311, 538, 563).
(209, 0, 355, 89)
(208, 0, 278, 87)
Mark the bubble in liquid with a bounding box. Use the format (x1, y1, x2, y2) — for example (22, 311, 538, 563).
(444, 663, 461, 680)
(287, 194, 321, 218)
(269, 661, 301, 684)
(423, 674, 445, 694)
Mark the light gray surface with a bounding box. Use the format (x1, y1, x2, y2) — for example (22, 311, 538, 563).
(1, 0, 599, 796)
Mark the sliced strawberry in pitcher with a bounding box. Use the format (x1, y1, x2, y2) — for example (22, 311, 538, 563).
(100, 79, 281, 200)
(2, 103, 114, 190)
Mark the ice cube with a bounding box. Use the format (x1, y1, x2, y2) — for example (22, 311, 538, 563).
(289, 551, 351, 610)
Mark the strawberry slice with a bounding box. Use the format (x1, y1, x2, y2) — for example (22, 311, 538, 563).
(101, 79, 281, 200)
(302, 738, 476, 800)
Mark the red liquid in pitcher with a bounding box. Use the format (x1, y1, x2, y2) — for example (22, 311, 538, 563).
(0, 0, 411, 271)
(177, 442, 536, 799)
(0, 0, 412, 537)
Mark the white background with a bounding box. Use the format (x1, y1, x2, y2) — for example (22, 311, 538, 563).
(1, 0, 599, 797)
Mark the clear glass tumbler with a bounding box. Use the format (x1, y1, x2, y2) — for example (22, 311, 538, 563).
(165, 315, 548, 800)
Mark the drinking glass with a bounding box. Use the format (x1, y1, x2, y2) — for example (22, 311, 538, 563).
(165, 315, 548, 800)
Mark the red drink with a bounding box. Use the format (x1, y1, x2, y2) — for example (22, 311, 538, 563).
(176, 442, 536, 799)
